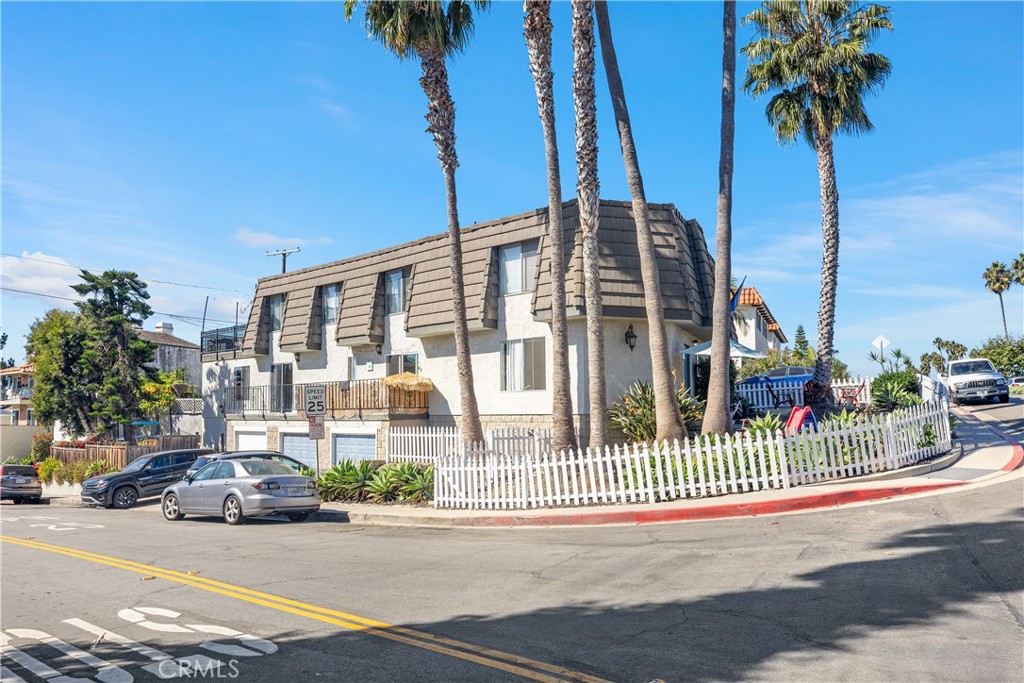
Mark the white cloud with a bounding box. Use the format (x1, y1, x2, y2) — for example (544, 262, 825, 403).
(0, 251, 84, 303)
(233, 227, 334, 249)
(317, 98, 351, 122)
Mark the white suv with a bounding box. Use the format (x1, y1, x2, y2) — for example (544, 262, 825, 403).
(942, 358, 1010, 405)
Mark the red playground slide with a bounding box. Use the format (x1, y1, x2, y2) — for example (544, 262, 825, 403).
(785, 406, 818, 436)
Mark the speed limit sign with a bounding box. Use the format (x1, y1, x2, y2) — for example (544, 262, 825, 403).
(304, 385, 326, 416)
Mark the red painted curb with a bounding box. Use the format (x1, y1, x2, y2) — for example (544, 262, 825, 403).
(458, 481, 966, 528)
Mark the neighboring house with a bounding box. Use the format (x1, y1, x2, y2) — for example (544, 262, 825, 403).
(202, 199, 717, 469)
(0, 362, 36, 426)
(138, 322, 201, 387)
(0, 363, 46, 459)
(735, 287, 787, 356)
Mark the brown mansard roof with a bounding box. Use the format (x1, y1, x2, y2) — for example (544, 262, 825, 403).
(242, 199, 715, 354)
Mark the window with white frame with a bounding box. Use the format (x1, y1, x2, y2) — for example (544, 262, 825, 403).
(384, 269, 411, 315)
(322, 284, 341, 325)
(386, 353, 418, 376)
(500, 338, 546, 391)
(269, 295, 284, 332)
(498, 239, 539, 295)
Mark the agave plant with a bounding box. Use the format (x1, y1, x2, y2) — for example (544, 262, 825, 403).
(743, 412, 783, 438)
(365, 466, 402, 503)
(399, 465, 434, 503)
(340, 460, 378, 501)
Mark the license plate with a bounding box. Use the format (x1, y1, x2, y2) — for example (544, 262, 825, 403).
(15, 478, 27, 484)
(284, 487, 306, 496)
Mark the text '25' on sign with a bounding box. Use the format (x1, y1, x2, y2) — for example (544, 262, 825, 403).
(304, 385, 326, 416)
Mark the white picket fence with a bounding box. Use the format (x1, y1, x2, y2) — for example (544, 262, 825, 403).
(734, 377, 873, 411)
(432, 400, 951, 510)
(387, 426, 553, 463)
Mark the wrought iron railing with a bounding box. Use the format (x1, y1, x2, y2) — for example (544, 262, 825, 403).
(201, 324, 246, 356)
(222, 379, 428, 416)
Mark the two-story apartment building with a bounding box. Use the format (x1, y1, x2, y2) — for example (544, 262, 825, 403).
(735, 286, 787, 355)
(202, 199, 716, 470)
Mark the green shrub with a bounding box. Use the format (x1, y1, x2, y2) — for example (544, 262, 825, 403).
(37, 457, 61, 484)
(31, 434, 52, 462)
(399, 465, 434, 502)
(19, 455, 35, 465)
(609, 380, 706, 444)
(365, 466, 402, 503)
(85, 460, 113, 479)
(871, 371, 920, 411)
(743, 413, 783, 439)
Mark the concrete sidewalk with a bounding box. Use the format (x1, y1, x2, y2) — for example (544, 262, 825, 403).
(314, 408, 1022, 528)
(38, 408, 1021, 527)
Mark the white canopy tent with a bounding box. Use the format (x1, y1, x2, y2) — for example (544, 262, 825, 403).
(681, 339, 766, 359)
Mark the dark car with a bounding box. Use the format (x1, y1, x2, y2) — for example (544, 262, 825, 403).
(185, 451, 310, 480)
(81, 448, 213, 509)
(1, 464, 43, 504)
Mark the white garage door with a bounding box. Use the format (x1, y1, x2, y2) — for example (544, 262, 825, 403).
(332, 434, 376, 465)
(234, 431, 266, 451)
(281, 434, 318, 469)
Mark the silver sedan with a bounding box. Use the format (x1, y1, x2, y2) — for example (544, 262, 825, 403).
(161, 459, 320, 525)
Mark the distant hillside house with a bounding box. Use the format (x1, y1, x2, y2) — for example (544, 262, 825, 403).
(201, 199, 717, 467)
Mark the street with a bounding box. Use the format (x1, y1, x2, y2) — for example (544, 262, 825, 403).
(2, 403, 1021, 682)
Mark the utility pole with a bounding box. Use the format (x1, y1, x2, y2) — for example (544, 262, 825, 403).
(266, 247, 301, 274)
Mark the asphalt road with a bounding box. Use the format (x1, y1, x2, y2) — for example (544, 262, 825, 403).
(2, 406, 1021, 682)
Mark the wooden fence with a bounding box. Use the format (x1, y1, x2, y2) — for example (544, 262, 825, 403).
(387, 426, 554, 463)
(734, 377, 873, 411)
(432, 400, 951, 510)
(51, 434, 201, 471)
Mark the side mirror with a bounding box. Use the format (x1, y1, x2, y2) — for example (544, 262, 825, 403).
(184, 473, 194, 484)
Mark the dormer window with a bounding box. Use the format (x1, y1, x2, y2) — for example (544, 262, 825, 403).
(384, 268, 411, 315)
(322, 284, 341, 325)
(498, 239, 539, 295)
(269, 295, 284, 332)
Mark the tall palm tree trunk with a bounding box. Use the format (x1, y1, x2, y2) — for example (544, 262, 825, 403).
(594, 1, 684, 443)
(810, 131, 840, 413)
(525, 0, 577, 452)
(998, 292, 1008, 338)
(417, 45, 484, 444)
(703, 0, 737, 436)
(572, 0, 606, 451)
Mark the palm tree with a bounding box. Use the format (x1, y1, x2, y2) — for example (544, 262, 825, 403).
(983, 261, 1012, 338)
(572, 0, 606, 451)
(1011, 252, 1024, 286)
(594, 2, 684, 442)
(344, 0, 487, 444)
(702, 1, 737, 436)
(524, 1, 576, 453)
(742, 1, 893, 412)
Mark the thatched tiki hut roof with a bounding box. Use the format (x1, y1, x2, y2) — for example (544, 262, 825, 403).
(381, 372, 434, 392)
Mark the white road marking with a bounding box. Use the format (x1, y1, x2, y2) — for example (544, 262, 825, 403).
(116, 608, 191, 634)
(63, 619, 172, 662)
(3, 629, 133, 683)
(0, 665, 28, 683)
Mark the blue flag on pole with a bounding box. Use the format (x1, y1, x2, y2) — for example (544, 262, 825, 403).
(730, 276, 746, 314)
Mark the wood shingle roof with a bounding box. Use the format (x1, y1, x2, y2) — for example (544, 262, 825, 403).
(242, 199, 715, 354)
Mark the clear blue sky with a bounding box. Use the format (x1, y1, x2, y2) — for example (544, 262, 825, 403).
(3, 1, 1022, 379)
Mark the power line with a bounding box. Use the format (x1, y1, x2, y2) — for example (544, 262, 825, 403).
(0, 286, 241, 326)
(0, 251, 248, 294)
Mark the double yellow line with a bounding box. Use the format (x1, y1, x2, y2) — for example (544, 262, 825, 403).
(1, 535, 610, 683)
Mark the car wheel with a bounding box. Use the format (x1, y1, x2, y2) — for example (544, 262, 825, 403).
(162, 494, 185, 521)
(112, 486, 138, 509)
(223, 495, 245, 525)
(286, 511, 311, 522)
(12, 498, 22, 505)
(999, 394, 1009, 404)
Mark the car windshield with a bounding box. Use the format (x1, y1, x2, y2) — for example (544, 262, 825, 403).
(950, 361, 995, 376)
(2, 465, 36, 476)
(122, 457, 151, 473)
(241, 461, 296, 477)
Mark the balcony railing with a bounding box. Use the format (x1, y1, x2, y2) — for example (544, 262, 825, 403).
(202, 324, 246, 358)
(222, 379, 429, 417)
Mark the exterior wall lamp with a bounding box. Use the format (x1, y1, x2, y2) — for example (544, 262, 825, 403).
(625, 324, 638, 352)
(375, 344, 383, 355)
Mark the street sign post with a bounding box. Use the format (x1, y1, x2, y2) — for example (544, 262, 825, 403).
(307, 415, 324, 440)
(304, 385, 326, 416)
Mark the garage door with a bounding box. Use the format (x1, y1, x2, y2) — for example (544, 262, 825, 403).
(234, 431, 266, 451)
(281, 433, 318, 469)
(332, 434, 376, 465)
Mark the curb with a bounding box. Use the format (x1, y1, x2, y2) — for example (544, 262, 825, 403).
(951, 407, 1023, 471)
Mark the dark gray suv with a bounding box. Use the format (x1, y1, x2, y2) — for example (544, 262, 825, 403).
(81, 448, 213, 509)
